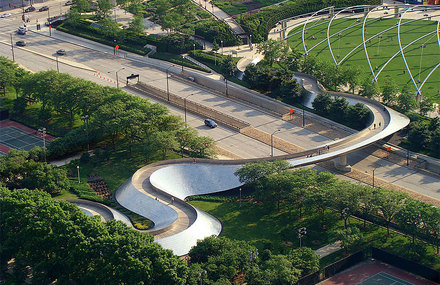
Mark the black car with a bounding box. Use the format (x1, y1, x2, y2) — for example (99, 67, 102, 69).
(204, 119, 217, 128)
(16, 41, 26, 46)
(56, 49, 66, 55)
(24, 6, 35, 12)
(65, 0, 74, 5)
(39, 6, 49, 12)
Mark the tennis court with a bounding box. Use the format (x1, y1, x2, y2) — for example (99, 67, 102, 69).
(359, 272, 414, 285)
(0, 126, 50, 152)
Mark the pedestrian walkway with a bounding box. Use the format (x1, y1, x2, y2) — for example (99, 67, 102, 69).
(315, 241, 342, 258)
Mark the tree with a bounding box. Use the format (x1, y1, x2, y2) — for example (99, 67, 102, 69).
(396, 200, 426, 245)
(419, 97, 434, 116)
(346, 103, 371, 130)
(129, 15, 144, 34)
(289, 247, 319, 276)
(280, 78, 302, 104)
(257, 39, 289, 67)
(260, 255, 301, 285)
(423, 206, 440, 254)
(340, 66, 361, 94)
(96, 0, 113, 18)
(381, 79, 398, 105)
(359, 78, 379, 99)
(329, 96, 349, 122)
(234, 160, 290, 185)
(407, 121, 430, 151)
(375, 189, 407, 235)
(336, 225, 363, 252)
(98, 17, 120, 38)
(355, 185, 376, 227)
(396, 87, 417, 113)
(221, 55, 236, 77)
(312, 92, 332, 115)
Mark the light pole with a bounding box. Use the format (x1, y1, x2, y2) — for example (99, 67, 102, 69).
(302, 109, 305, 127)
(224, 78, 228, 96)
(271, 129, 280, 157)
(198, 270, 207, 285)
(377, 34, 383, 56)
(298, 227, 307, 248)
(77, 165, 80, 183)
(341, 207, 349, 231)
(193, 43, 196, 54)
(81, 114, 89, 151)
(38, 127, 47, 162)
(108, 67, 125, 88)
(184, 93, 194, 124)
(239, 187, 242, 208)
(250, 249, 258, 270)
(10, 34, 15, 62)
(166, 65, 175, 102)
(418, 43, 426, 84)
(221, 40, 223, 55)
(56, 55, 59, 72)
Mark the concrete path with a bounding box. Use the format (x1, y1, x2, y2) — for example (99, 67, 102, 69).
(315, 241, 342, 258)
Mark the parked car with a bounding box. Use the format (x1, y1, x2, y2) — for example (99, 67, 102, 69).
(0, 13, 12, 18)
(56, 49, 66, 55)
(39, 6, 49, 12)
(24, 6, 35, 12)
(65, 0, 74, 5)
(16, 41, 26, 46)
(204, 119, 217, 128)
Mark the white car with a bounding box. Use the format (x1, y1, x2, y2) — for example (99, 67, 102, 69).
(0, 13, 12, 18)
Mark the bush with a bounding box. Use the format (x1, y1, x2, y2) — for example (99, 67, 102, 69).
(48, 126, 96, 158)
(194, 19, 241, 47)
(146, 33, 202, 54)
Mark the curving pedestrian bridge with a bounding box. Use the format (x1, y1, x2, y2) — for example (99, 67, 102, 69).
(113, 75, 410, 255)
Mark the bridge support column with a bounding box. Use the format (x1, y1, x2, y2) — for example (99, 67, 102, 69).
(334, 155, 352, 172)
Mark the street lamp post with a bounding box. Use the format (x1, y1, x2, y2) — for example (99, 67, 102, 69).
(341, 207, 349, 231)
(198, 270, 207, 285)
(250, 249, 258, 270)
(221, 40, 223, 55)
(81, 114, 89, 151)
(184, 93, 194, 124)
(193, 43, 196, 54)
(38, 127, 47, 162)
(224, 78, 228, 96)
(271, 129, 281, 157)
(166, 65, 175, 102)
(418, 43, 426, 84)
(298, 227, 307, 248)
(10, 34, 15, 62)
(77, 165, 81, 183)
(372, 168, 376, 188)
(56, 55, 59, 72)
(302, 108, 305, 127)
(108, 67, 125, 88)
(239, 188, 242, 208)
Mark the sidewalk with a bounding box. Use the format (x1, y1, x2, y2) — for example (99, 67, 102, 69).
(315, 241, 342, 258)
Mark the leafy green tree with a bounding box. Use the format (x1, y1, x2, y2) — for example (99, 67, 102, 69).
(280, 78, 302, 104)
(375, 189, 407, 235)
(65, 8, 82, 26)
(346, 103, 371, 130)
(407, 121, 430, 151)
(359, 78, 379, 99)
(96, 0, 113, 18)
(396, 87, 417, 113)
(73, 0, 91, 12)
(260, 255, 301, 285)
(430, 128, 440, 157)
(381, 79, 398, 105)
(423, 206, 440, 254)
(329, 96, 349, 122)
(0, 57, 23, 95)
(340, 66, 361, 94)
(257, 40, 289, 67)
(336, 225, 363, 252)
(419, 97, 434, 116)
(98, 17, 120, 38)
(289, 247, 319, 276)
(129, 15, 144, 34)
(396, 200, 426, 245)
(221, 55, 236, 77)
(312, 93, 332, 115)
(234, 160, 290, 185)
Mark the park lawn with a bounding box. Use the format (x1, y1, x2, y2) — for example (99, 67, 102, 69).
(65, 144, 181, 193)
(288, 17, 440, 103)
(212, 0, 288, 15)
(190, 199, 440, 270)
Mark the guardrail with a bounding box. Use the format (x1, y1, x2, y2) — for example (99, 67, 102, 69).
(129, 82, 250, 131)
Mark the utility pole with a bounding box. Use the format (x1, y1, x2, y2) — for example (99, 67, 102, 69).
(10, 34, 15, 61)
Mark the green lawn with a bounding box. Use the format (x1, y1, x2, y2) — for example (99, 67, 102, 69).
(190, 199, 440, 270)
(212, 0, 288, 15)
(288, 18, 440, 102)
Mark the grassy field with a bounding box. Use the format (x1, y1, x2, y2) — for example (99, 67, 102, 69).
(288, 18, 440, 102)
(190, 199, 440, 270)
(212, 0, 287, 15)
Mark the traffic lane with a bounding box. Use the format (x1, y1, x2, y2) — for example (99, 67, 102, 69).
(125, 87, 287, 159)
(347, 150, 440, 202)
